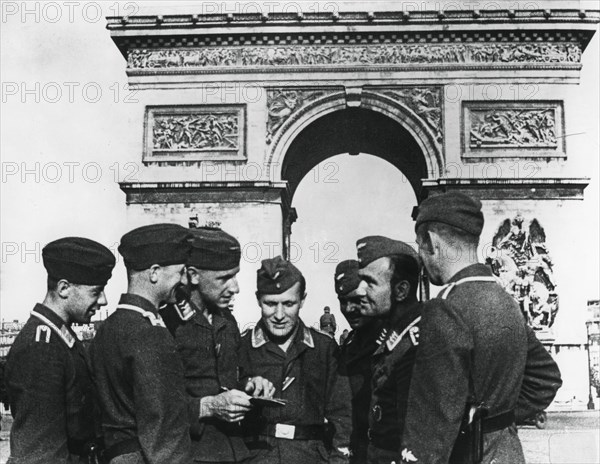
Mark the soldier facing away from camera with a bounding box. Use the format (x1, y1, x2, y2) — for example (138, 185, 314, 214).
(5, 237, 115, 464)
(400, 192, 562, 464)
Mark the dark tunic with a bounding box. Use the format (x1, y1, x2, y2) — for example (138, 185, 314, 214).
(401, 264, 529, 464)
(161, 302, 250, 462)
(239, 319, 352, 464)
(90, 294, 194, 464)
(5, 304, 97, 464)
(338, 320, 384, 464)
(368, 301, 421, 463)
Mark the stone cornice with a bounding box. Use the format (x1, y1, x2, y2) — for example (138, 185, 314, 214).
(119, 181, 292, 208)
(107, 10, 600, 59)
(422, 177, 589, 200)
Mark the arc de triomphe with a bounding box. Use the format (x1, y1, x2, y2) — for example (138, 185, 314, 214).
(106, 7, 599, 403)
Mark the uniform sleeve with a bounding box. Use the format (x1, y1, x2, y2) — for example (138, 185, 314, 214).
(400, 300, 473, 464)
(7, 339, 69, 463)
(325, 341, 352, 464)
(516, 325, 562, 422)
(132, 327, 193, 464)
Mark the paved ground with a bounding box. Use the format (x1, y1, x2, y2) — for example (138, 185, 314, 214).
(0, 411, 598, 463)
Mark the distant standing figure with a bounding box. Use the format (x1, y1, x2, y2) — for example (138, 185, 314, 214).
(339, 329, 350, 345)
(320, 306, 337, 338)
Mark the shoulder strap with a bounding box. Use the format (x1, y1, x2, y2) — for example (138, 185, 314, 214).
(438, 276, 499, 300)
(117, 304, 166, 328)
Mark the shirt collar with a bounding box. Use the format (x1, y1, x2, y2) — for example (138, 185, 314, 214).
(119, 293, 159, 314)
(251, 319, 314, 349)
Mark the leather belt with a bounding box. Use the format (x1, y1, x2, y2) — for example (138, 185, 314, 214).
(483, 410, 515, 433)
(104, 438, 141, 461)
(255, 423, 326, 440)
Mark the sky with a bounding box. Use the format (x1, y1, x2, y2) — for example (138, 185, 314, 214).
(1, 1, 599, 337)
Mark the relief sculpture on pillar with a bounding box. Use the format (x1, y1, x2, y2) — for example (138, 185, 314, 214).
(487, 215, 558, 334)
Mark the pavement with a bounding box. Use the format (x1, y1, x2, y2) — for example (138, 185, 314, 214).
(0, 410, 598, 463)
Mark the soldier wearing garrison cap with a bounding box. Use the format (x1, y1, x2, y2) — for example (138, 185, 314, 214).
(400, 192, 561, 464)
(5, 237, 115, 464)
(354, 236, 422, 464)
(335, 259, 383, 464)
(239, 256, 352, 464)
(160, 226, 275, 464)
(90, 223, 196, 464)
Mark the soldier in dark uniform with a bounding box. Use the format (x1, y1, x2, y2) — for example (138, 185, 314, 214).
(5, 237, 116, 464)
(90, 224, 196, 464)
(160, 227, 274, 464)
(355, 237, 422, 464)
(319, 306, 337, 338)
(239, 256, 352, 464)
(400, 192, 561, 464)
(335, 259, 382, 464)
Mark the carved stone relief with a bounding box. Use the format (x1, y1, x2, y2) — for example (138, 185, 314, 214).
(128, 42, 581, 70)
(487, 215, 558, 332)
(378, 87, 443, 143)
(144, 106, 245, 163)
(266, 89, 330, 144)
(463, 102, 564, 158)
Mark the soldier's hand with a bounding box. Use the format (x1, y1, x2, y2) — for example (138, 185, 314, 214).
(202, 389, 252, 422)
(245, 376, 276, 399)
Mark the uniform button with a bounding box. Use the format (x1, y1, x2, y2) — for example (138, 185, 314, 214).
(372, 404, 382, 422)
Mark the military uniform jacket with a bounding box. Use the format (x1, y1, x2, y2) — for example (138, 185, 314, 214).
(5, 304, 96, 464)
(239, 319, 352, 464)
(369, 301, 421, 454)
(338, 320, 384, 463)
(401, 264, 528, 464)
(162, 302, 250, 462)
(90, 294, 194, 464)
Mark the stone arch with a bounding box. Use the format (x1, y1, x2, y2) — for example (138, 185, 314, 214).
(267, 89, 443, 201)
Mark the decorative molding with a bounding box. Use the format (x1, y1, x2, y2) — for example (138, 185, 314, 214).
(127, 42, 582, 72)
(422, 177, 589, 200)
(375, 87, 443, 143)
(107, 10, 600, 31)
(144, 105, 246, 163)
(120, 181, 290, 205)
(462, 101, 565, 159)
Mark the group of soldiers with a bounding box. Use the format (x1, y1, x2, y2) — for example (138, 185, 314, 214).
(3, 192, 563, 464)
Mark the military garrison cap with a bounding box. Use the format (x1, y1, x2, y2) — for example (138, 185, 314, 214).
(257, 256, 304, 294)
(43, 237, 115, 285)
(334, 260, 361, 296)
(118, 223, 192, 270)
(356, 236, 419, 269)
(414, 192, 484, 236)
(188, 227, 241, 270)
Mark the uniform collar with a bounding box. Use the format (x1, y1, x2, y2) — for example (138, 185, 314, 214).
(119, 293, 158, 314)
(447, 263, 493, 284)
(389, 299, 422, 330)
(251, 319, 314, 349)
(31, 303, 77, 348)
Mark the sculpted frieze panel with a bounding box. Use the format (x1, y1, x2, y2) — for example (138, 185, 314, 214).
(487, 215, 558, 333)
(127, 42, 581, 70)
(144, 106, 246, 163)
(463, 101, 564, 159)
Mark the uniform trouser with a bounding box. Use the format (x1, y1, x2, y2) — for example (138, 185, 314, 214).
(247, 437, 329, 464)
(366, 444, 398, 464)
(110, 451, 145, 464)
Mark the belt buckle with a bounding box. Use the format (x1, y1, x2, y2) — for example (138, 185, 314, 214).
(275, 423, 296, 439)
